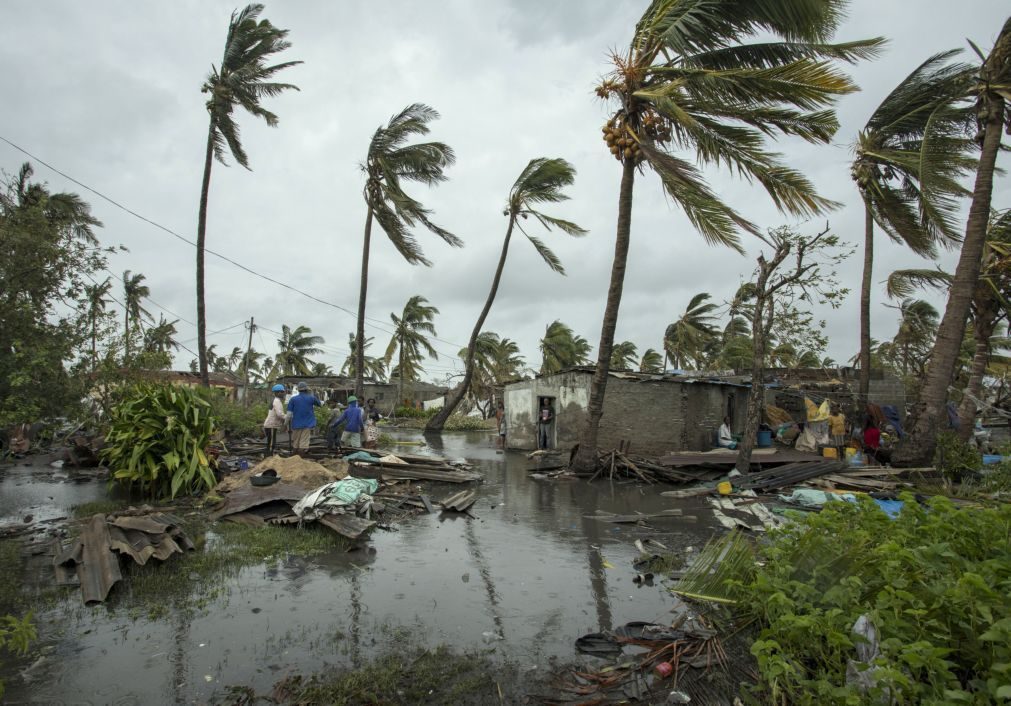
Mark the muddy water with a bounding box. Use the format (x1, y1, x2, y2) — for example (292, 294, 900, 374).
(2, 433, 721, 704)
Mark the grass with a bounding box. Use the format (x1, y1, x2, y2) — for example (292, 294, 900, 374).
(70, 498, 135, 518)
(264, 646, 509, 705)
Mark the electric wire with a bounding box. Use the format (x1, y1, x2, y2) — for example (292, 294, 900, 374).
(0, 134, 471, 357)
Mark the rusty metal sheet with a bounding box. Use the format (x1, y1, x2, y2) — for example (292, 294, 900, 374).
(106, 526, 184, 566)
(75, 514, 122, 604)
(111, 514, 176, 534)
(318, 513, 376, 540)
(209, 482, 309, 521)
(52, 538, 81, 586)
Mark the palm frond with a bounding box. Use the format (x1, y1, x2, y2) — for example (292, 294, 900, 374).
(640, 142, 756, 252)
(524, 233, 565, 275)
(672, 530, 755, 604)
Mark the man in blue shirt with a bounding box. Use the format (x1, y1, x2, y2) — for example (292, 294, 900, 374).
(333, 395, 366, 448)
(287, 381, 322, 456)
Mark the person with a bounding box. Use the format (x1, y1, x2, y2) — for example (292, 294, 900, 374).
(495, 400, 506, 449)
(365, 398, 382, 423)
(287, 381, 322, 456)
(364, 416, 380, 449)
(537, 398, 554, 449)
(333, 395, 366, 448)
(863, 418, 889, 465)
(263, 384, 287, 455)
(717, 416, 736, 449)
(828, 405, 847, 461)
(325, 398, 344, 451)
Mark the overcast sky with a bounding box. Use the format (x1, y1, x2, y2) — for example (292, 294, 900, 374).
(2, 1, 1009, 382)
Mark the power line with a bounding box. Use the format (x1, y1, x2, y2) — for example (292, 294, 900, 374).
(0, 134, 471, 357)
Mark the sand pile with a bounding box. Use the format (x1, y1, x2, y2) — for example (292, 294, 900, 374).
(215, 455, 349, 493)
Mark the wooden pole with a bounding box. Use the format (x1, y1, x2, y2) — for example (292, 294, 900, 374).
(243, 316, 255, 407)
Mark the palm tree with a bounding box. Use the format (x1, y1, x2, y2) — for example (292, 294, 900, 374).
(270, 325, 324, 377)
(236, 348, 264, 382)
(540, 320, 592, 374)
(638, 348, 663, 374)
(888, 209, 1011, 437)
(900, 20, 1011, 465)
(851, 50, 977, 401)
(195, 4, 300, 386)
(384, 295, 440, 405)
(83, 277, 112, 371)
(122, 270, 150, 361)
(310, 362, 333, 376)
(143, 316, 180, 355)
(355, 103, 459, 398)
(225, 346, 243, 371)
(664, 293, 719, 370)
(450, 332, 524, 416)
(341, 334, 387, 382)
(572, 0, 880, 472)
(426, 158, 586, 431)
(609, 341, 638, 371)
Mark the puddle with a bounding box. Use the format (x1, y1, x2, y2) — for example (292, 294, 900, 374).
(0, 455, 110, 524)
(1, 432, 722, 703)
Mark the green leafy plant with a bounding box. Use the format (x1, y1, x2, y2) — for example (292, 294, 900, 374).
(0, 613, 36, 698)
(686, 497, 1011, 703)
(101, 383, 217, 498)
(196, 388, 264, 438)
(933, 430, 982, 480)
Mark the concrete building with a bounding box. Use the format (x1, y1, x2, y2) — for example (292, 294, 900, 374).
(502, 366, 906, 456)
(503, 368, 749, 456)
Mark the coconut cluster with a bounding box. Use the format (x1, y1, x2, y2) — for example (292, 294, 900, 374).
(601, 112, 673, 164)
(601, 118, 644, 164)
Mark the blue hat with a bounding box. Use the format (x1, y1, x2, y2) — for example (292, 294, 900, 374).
(271, 384, 285, 392)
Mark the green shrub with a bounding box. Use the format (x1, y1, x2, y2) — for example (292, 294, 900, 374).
(442, 414, 492, 432)
(196, 389, 264, 438)
(933, 430, 982, 480)
(394, 405, 437, 419)
(101, 384, 217, 499)
(712, 496, 1011, 704)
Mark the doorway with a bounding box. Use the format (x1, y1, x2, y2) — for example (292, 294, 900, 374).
(537, 396, 557, 449)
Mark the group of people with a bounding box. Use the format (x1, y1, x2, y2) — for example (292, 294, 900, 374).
(262, 383, 383, 456)
(718, 405, 892, 464)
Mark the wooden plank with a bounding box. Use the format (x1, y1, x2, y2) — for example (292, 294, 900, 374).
(380, 468, 481, 483)
(584, 509, 684, 523)
(439, 490, 477, 512)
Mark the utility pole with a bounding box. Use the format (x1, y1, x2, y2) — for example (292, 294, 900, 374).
(243, 316, 255, 407)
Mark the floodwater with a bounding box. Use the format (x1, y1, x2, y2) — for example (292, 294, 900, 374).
(1, 432, 723, 704)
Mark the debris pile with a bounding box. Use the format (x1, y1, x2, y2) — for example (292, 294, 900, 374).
(53, 509, 194, 604)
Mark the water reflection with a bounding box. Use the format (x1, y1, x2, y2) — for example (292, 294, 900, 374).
(4, 433, 719, 703)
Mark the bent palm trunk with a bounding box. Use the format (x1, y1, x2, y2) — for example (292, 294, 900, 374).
(956, 306, 997, 441)
(426, 220, 516, 433)
(571, 159, 635, 472)
(858, 206, 873, 402)
(896, 95, 1005, 465)
(355, 207, 374, 399)
(196, 123, 215, 387)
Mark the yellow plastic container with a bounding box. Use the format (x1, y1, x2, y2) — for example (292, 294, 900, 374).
(822, 447, 838, 459)
(717, 481, 733, 495)
(845, 447, 857, 459)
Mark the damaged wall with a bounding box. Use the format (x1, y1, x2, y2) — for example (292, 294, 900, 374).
(504, 372, 747, 456)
